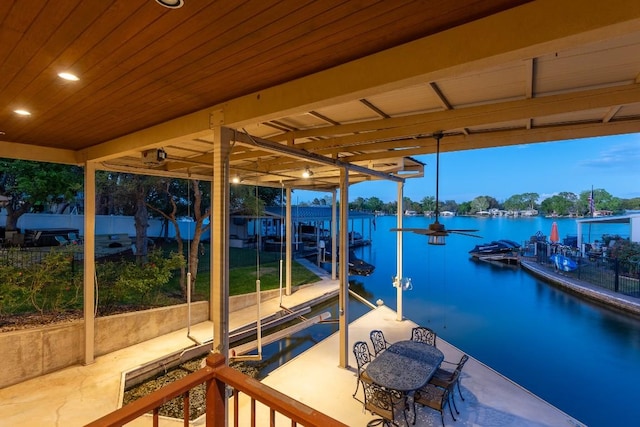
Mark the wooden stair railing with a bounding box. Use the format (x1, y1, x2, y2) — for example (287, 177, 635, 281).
(85, 353, 347, 427)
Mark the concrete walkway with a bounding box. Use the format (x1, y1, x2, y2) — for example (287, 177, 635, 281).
(0, 278, 339, 427)
(521, 260, 640, 316)
(0, 271, 585, 426)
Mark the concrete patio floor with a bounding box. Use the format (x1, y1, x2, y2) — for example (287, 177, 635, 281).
(0, 272, 585, 426)
(255, 305, 585, 427)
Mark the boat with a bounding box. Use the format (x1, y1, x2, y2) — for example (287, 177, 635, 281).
(347, 250, 375, 276)
(322, 249, 375, 276)
(469, 239, 521, 256)
(549, 254, 578, 272)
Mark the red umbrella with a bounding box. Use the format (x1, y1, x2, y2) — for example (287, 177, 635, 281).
(550, 221, 559, 243)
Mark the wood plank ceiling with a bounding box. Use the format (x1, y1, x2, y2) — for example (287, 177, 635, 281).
(2, 0, 640, 190)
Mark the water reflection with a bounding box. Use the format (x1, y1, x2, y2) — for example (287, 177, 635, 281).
(255, 215, 640, 426)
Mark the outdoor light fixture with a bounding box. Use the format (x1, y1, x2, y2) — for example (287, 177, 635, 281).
(428, 235, 446, 246)
(302, 167, 313, 178)
(155, 0, 184, 8)
(14, 109, 31, 116)
(232, 175, 241, 184)
(392, 276, 413, 291)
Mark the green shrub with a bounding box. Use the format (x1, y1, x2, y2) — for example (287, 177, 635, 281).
(0, 248, 80, 315)
(96, 249, 184, 313)
(0, 255, 27, 315)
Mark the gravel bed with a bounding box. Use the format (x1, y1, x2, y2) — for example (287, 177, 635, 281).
(122, 358, 259, 420)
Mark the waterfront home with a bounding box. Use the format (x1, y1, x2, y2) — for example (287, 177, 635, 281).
(2, 1, 640, 424)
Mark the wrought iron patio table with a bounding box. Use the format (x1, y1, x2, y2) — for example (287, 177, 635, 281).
(365, 340, 444, 392)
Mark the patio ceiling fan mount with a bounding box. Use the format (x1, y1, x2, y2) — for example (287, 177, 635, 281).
(391, 131, 481, 245)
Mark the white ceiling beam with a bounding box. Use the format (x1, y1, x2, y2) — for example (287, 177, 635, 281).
(603, 106, 622, 123)
(293, 83, 640, 150)
(524, 58, 535, 99)
(214, 0, 640, 127)
(0, 141, 78, 164)
(232, 130, 404, 183)
(428, 82, 452, 110)
(336, 119, 640, 161)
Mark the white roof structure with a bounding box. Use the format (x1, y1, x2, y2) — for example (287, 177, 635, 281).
(576, 214, 640, 245)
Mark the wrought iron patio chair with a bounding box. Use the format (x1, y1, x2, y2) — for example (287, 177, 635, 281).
(370, 329, 390, 356)
(362, 377, 408, 426)
(413, 382, 455, 427)
(429, 354, 469, 413)
(410, 326, 437, 346)
(352, 341, 374, 401)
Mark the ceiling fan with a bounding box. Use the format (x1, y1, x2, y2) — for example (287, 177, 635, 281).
(391, 131, 481, 245)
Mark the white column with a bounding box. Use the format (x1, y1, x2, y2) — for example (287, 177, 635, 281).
(83, 161, 96, 365)
(211, 125, 230, 359)
(331, 189, 337, 280)
(396, 181, 404, 321)
(339, 169, 349, 368)
(286, 188, 293, 296)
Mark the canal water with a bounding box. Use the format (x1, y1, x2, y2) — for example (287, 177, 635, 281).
(256, 215, 640, 427)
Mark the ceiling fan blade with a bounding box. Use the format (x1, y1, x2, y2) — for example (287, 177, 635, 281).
(447, 229, 480, 233)
(449, 230, 483, 238)
(390, 227, 435, 235)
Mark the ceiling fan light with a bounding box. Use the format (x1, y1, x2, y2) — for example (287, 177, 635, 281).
(428, 235, 446, 246)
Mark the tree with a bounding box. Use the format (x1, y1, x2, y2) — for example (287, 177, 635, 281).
(578, 188, 621, 214)
(457, 201, 472, 215)
(95, 172, 164, 263)
(620, 197, 640, 210)
(0, 159, 83, 231)
(522, 192, 540, 210)
(470, 196, 490, 213)
(441, 199, 458, 213)
(420, 196, 436, 213)
(147, 178, 210, 298)
(350, 197, 366, 211)
(364, 196, 384, 213)
(540, 192, 577, 215)
(503, 194, 528, 211)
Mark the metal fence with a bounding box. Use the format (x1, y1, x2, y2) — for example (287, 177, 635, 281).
(530, 242, 640, 298)
(0, 248, 81, 270)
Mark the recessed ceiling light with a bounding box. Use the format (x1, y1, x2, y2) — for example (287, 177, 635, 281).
(156, 0, 184, 8)
(14, 109, 31, 116)
(58, 72, 79, 81)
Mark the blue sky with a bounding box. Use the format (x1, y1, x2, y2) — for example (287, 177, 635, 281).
(296, 133, 640, 204)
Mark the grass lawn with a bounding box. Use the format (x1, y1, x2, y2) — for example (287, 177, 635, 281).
(170, 244, 321, 299)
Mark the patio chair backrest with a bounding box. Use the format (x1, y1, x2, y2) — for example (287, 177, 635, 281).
(411, 326, 437, 346)
(369, 330, 388, 356)
(353, 341, 372, 370)
(362, 378, 395, 422)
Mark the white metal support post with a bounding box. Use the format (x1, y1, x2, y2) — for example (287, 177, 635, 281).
(286, 187, 293, 296)
(396, 181, 404, 321)
(339, 168, 349, 368)
(331, 189, 337, 280)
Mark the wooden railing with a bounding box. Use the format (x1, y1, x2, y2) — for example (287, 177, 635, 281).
(85, 353, 347, 427)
